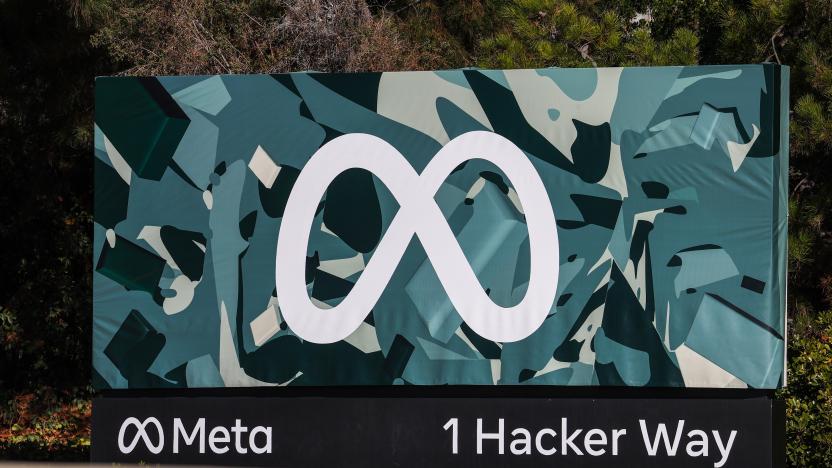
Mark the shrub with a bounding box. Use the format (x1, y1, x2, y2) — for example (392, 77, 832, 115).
(0, 388, 91, 461)
(779, 311, 832, 466)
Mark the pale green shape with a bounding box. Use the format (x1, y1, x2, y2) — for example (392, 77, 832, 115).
(649, 119, 673, 132)
(594, 327, 650, 386)
(93, 124, 106, 153)
(634, 115, 697, 154)
(536, 67, 597, 101)
(568, 362, 596, 385)
(172, 76, 232, 116)
(434, 70, 471, 89)
(673, 249, 739, 297)
(554, 257, 585, 298)
(610, 66, 681, 143)
(665, 69, 742, 99)
(186, 354, 224, 387)
(608, 211, 630, 268)
(685, 294, 784, 388)
(669, 187, 698, 201)
(377, 70, 491, 144)
(402, 346, 492, 384)
(416, 337, 474, 361)
(208, 161, 248, 351)
(690, 103, 723, 149)
(527, 367, 573, 385)
(478, 69, 511, 89)
(171, 105, 218, 189)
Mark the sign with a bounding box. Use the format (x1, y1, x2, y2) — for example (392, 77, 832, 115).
(92, 395, 782, 467)
(93, 65, 789, 388)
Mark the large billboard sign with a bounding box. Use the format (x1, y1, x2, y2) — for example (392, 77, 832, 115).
(93, 65, 788, 389)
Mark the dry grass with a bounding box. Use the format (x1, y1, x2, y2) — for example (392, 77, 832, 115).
(91, 0, 429, 76)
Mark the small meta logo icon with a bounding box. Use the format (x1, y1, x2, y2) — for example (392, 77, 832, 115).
(118, 417, 272, 455)
(118, 417, 164, 454)
(276, 131, 560, 344)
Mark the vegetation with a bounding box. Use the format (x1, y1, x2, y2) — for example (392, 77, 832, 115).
(780, 311, 832, 466)
(1, 0, 830, 464)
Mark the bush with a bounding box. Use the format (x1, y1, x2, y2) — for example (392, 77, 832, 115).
(0, 388, 91, 461)
(779, 311, 832, 466)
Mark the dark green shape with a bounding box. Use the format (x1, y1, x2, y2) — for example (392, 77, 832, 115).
(641, 181, 669, 199)
(311, 269, 354, 301)
(104, 310, 167, 384)
(319, 123, 344, 145)
(305, 251, 320, 284)
(96, 235, 166, 302)
(309, 72, 381, 111)
(436, 97, 491, 138)
(629, 220, 654, 265)
(242, 335, 305, 384)
(160, 225, 206, 281)
(553, 338, 582, 362)
(239, 211, 258, 241)
(557, 293, 573, 306)
(679, 244, 722, 252)
(556, 220, 589, 229)
(282, 341, 388, 385)
(214, 161, 227, 175)
(322, 168, 383, 253)
(667, 244, 722, 266)
(164, 362, 187, 386)
(748, 64, 780, 158)
(595, 361, 627, 386)
(571, 194, 622, 229)
(559, 285, 609, 344)
(464, 70, 571, 171)
(460, 323, 501, 359)
(518, 369, 536, 382)
(480, 171, 509, 194)
(95, 77, 190, 180)
(383, 334, 414, 381)
(259, 165, 300, 218)
(94, 157, 129, 228)
(602, 265, 683, 386)
(271, 74, 301, 98)
(91, 368, 111, 390)
(570, 120, 612, 183)
(741, 275, 766, 294)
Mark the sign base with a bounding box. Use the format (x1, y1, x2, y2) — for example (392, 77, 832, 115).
(92, 393, 783, 467)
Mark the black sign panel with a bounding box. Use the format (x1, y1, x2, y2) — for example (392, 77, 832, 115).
(93, 396, 780, 467)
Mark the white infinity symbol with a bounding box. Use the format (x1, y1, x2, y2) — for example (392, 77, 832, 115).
(275, 131, 559, 344)
(118, 416, 164, 454)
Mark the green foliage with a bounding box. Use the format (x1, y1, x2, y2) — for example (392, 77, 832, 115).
(478, 0, 698, 68)
(0, 389, 91, 461)
(778, 311, 832, 466)
(0, 0, 103, 393)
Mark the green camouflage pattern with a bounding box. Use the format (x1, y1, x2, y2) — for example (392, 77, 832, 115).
(93, 65, 788, 389)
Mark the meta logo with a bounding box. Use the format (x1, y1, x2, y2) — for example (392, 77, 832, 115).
(117, 417, 272, 455)
(276, 131, 560, 344)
